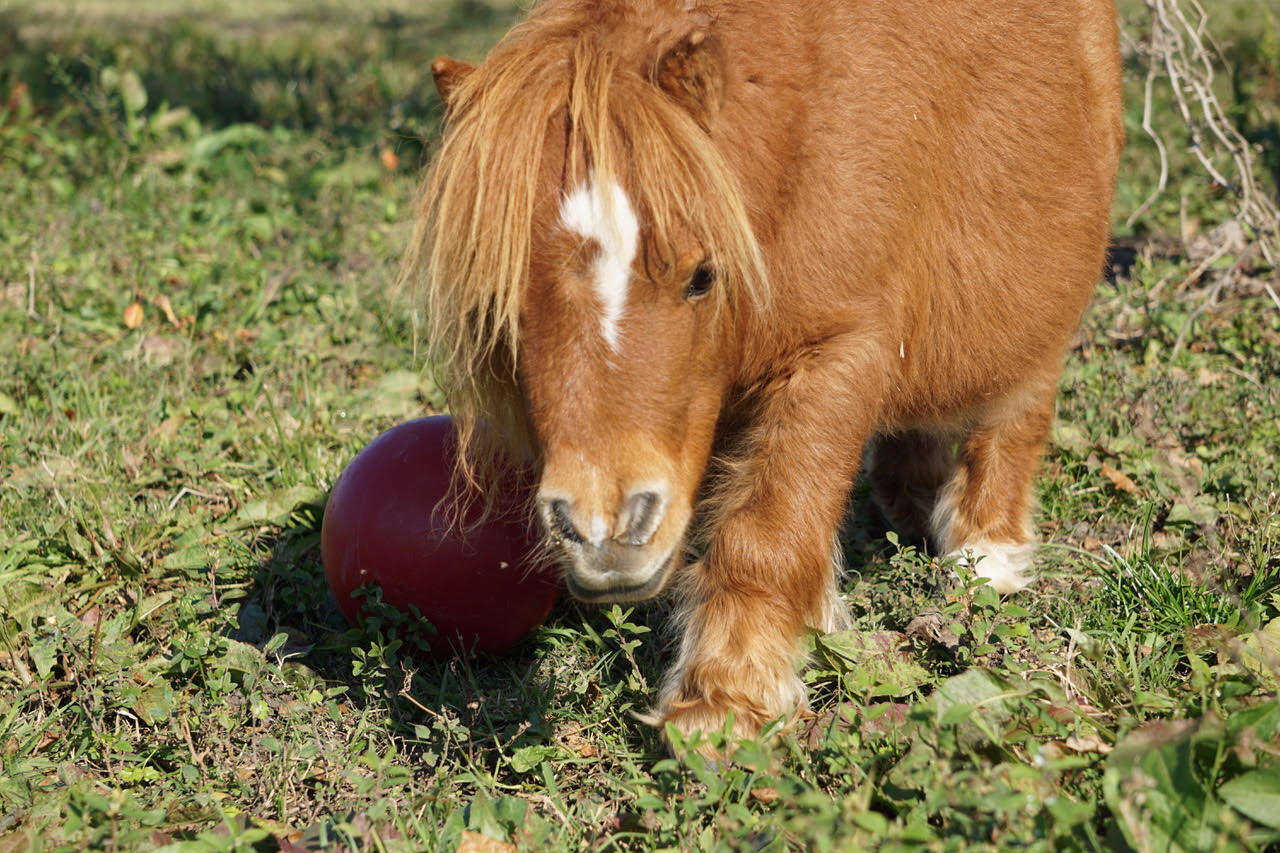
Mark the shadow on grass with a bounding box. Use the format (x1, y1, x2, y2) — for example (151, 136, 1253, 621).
(232, 504, 590, 763)
(229, 476, 894, 776)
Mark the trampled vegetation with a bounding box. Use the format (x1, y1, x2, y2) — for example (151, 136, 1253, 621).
(1, 0, 1278, 849)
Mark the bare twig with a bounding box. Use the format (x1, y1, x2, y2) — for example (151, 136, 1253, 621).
(1177, 240, 1231, 290)
(1128, 0, 1280, 266)
(1127, 50, 1171, 228)
(1264, 282, 1280, 313)
(1171, 272, 1231, 357)
(26, 251, 39, 320)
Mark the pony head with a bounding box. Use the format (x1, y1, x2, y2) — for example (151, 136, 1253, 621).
(404, 8, 766, 602)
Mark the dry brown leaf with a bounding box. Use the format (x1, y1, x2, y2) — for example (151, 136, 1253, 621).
(4, 82, 29, 120)
(120, 446, 145, 479)
(123, 302, 144, 329)
(750, 787, 779, 804)
(150, 414, 186, 440)
(1062, 733, 1113, 754)
(456, 831, 517, 853)
(139, 335, 183, 366)
(558, 722, 599, 758)
(145, 150, 185, 168)
(153, 294, 183, 329)
(859, 702, 911, 737)
(905, 611, 961, 650)
(1099, 462, 1139, 494)
(1197, 367, 1226, 386)
(0, 826, 34, 853)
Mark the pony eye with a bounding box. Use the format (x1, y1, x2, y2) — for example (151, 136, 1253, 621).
(685, 263, 715, 300)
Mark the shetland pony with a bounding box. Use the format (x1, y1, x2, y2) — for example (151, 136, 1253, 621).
(404, 0, 1123, 746)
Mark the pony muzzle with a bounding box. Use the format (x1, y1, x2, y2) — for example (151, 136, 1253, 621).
(536, 487, 682, 603)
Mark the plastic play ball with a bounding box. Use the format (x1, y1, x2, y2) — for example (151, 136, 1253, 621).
(322, 416, 557, 656)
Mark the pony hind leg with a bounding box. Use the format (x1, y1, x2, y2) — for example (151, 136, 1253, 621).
(866, 430, 958, 543)
(929, 383, 1057, 593)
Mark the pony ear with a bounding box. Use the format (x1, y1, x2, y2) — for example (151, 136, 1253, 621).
(652, 30, 725, 129)
(431, 56, 475, 107)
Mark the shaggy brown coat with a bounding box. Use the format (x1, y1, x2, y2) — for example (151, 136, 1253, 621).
(406, 0, 1123, 747)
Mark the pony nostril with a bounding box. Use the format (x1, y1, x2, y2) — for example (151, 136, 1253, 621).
(542, 498, 585, 545)
(620, 490, 664, 546)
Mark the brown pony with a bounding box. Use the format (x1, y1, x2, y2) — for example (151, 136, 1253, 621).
(403, 0, 1123, 746)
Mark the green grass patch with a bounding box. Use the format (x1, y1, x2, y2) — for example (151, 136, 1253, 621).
(1, 1, 1278, 849)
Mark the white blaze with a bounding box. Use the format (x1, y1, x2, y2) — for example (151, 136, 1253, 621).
(559, 177, 639, 350)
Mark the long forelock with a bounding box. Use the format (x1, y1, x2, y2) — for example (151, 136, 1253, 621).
(401, 18, 767, 488)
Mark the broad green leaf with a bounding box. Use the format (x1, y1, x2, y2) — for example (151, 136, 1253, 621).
(236, 601, 269, 644)
(1051, 422, 1092, 456)
(1103, 718, 1239, 852)
(509, 745, 557, 774)
(931, 669, 1015, 719)
(118, 69, 147, 115)
(131, 681, 177, 725)
(0, 578, 56, 630)
(1219, 767, 1280, 829)
(367, 370, 427, 417)
(190, 124, 269, 161)
(233, 484, 324, 528)
(926, 668, 1020, 748)
(29, 634, 59, 679)
(220, 638, 264, 675)
(161, 543, 210, 570)
(817, 630, 931, 697)
(1167, 496, 1220, 526)
(1223, 618, 1280, 691)
(1226, 700, 1280, 743)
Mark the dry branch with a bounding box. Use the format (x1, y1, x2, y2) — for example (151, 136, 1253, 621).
(1127, 0, 1280, 267)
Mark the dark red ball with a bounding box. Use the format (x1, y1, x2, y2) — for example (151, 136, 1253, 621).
(322, 416, 557, 656)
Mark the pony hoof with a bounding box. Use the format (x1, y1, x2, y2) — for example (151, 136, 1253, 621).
(950, 541, 1036, 593)
(655, 700, 774, 763)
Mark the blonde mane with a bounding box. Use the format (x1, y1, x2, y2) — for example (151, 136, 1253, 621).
(399, 7, 767, 495)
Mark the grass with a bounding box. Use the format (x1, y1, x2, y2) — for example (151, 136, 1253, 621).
(1, 0, 1279, 849)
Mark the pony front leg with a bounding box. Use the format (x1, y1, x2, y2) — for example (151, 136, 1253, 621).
(656, 525, 846, 747)
(654, 337, 885, 749)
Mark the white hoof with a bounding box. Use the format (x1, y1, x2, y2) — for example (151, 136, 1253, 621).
(950, 540, 1035, 593)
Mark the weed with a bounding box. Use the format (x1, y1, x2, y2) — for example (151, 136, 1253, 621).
(0, 0, 1278, 849)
